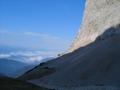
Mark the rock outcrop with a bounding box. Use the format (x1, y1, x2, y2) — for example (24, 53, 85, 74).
(69, 0, 120, 52)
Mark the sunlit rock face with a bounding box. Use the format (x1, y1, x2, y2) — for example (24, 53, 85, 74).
(69, 0, 120, 52)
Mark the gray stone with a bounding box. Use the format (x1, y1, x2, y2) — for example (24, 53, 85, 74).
(69, 0, 120, 52)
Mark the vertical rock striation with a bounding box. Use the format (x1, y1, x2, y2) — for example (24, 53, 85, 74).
(69, 0, 120, 52)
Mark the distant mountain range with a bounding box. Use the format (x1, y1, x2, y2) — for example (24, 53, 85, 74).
(0, 46, 55, 78)
(0, 58, 34, 77)
(0, 57, 54, 78)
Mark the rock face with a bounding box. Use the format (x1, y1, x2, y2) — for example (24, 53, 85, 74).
(69, 0, 120, 52)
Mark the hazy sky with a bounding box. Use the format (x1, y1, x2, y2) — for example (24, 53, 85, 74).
(0, 0, 85, 52)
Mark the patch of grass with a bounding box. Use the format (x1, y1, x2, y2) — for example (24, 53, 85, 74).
(19, 66, 55, 80)
(0, 76, 48, 90)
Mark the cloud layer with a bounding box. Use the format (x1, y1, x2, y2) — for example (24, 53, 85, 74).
(0, 49, 56, 65)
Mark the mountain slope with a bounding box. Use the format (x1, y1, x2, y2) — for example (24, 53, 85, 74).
(19, 62, 55, 80)
(20, 27, 120, 89)
(0, 59, 34, 77)
(32, 33, 120, 87)
(0, 76, 48, 90)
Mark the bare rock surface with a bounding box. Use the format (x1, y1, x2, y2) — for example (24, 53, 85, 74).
(69, 0, 120, 52)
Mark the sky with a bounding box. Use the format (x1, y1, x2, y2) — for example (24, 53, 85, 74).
(0, 0, 85, 53)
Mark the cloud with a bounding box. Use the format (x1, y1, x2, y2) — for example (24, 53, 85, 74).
(0, 30, 18, 35)
(24, 32, 42, 36)
(0, 30, 11, 34)
(0, 30, 70, 51)
(0, 50, 56, 65)
(0, 30, 61, 41)
(0, 54, 11, 58)
(24, 31, 60, 39)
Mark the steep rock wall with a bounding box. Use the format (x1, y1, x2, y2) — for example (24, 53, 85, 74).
(69, 0, 120, 52)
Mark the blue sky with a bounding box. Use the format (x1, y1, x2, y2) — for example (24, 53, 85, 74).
(0, 0, 85, 52)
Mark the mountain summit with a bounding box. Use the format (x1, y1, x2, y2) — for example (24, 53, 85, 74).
(69, 0, 120, 52)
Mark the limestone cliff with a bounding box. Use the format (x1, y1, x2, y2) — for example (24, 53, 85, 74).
(69, 0, 120, 52)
